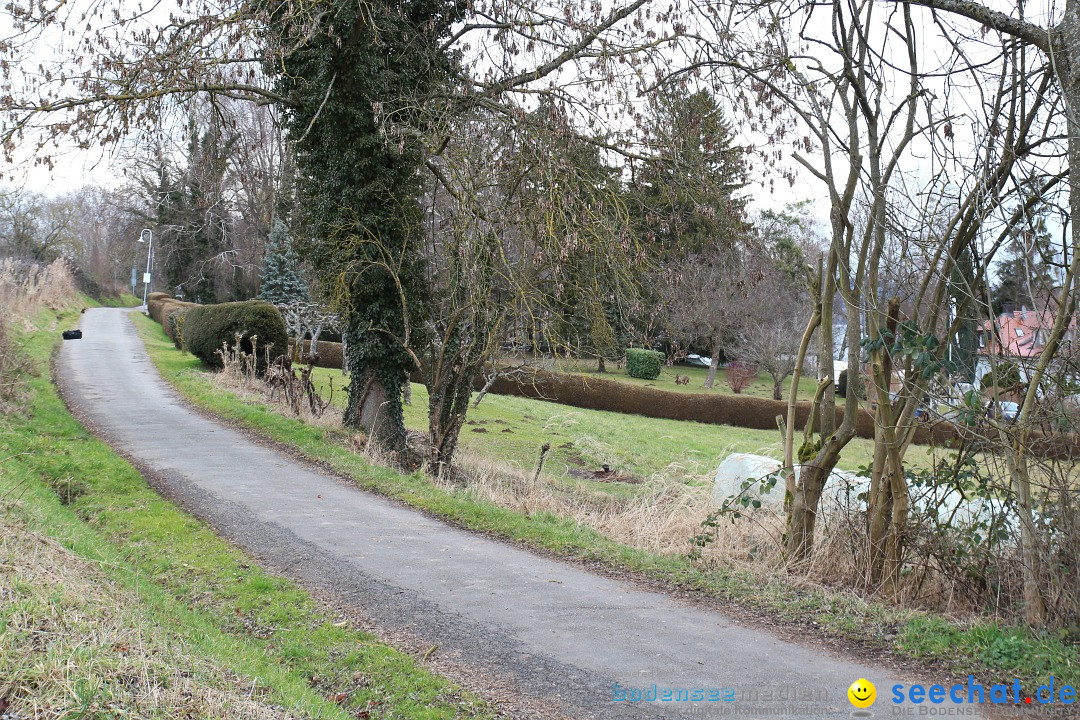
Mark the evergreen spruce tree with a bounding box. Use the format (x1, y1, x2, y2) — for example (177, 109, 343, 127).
(991, 199, 1056, 314)
(631, 87, 749, 258)
(259, 218, 308, 305)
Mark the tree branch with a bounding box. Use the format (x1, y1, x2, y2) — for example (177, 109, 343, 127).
(898, 0, 1052, 53)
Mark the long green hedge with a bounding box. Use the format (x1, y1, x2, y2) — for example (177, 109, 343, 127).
(470, 367, 985, 450)
(183, 300, 287, 372)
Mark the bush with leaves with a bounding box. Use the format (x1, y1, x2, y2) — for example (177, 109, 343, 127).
(183, 301, 287, 373)
(625, 348, 663, 380)
(980, 360, 1024, 394)
(166, 306, 192, 350)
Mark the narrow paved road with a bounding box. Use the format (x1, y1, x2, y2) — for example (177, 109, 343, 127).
(58, 308, 987, 719)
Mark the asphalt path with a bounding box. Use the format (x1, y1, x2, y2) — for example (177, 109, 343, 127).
(57, 308, 993, 719)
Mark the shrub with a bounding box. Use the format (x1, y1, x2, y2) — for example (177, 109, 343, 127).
(149, 296, 198, 350)
(147, 293, 175, 325)
(183, 300, 287, 373)
(165, 305, 193, 350)
(292, 339, 344, 370)
(625, 348, 663, 380)
(980, 361, 1023, 394)
(726, 361, 756, 393)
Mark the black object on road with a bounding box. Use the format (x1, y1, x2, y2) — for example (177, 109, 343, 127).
(62, 329, 83, 340)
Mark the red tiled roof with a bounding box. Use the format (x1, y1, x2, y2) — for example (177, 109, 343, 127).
(978, 309, 1058, 358)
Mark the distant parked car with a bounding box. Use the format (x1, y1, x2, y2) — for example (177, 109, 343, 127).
(1000, 401, 1019, 422)
(989, 400, 1019, 422)
(684, 354, 712, 368)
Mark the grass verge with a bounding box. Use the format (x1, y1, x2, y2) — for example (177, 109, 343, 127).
(131, 312, 1078, 690)
(96, 291, 143, 308)
(0, 303, 498, 719)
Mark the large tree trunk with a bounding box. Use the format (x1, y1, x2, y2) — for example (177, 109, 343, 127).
(341, 310, 410, 455)
(344, 364, 407, 452)
(703, 342, 722, 389)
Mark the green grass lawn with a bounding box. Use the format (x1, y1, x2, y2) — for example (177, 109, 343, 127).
(98, 291, 143, 307)
(309, 367, 937, 480)
(131, 312, 1078, 690)
(0, 302, 497, 719)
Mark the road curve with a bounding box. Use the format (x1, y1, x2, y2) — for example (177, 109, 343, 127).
(57, 308, 987, 719)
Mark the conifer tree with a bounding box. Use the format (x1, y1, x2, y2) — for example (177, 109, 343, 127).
(258, 218, 308, 305)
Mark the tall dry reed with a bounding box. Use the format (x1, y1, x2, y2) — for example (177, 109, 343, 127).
(0, 258, 79, 322)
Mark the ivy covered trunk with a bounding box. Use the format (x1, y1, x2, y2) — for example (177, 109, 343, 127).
(341, 289, 411, 452)
(269, 0, 462, 455)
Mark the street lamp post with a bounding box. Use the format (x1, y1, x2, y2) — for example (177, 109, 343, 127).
(138, 229, 154, 311)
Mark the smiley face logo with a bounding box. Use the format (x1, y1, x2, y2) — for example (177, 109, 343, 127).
(848, 678, 876, 709)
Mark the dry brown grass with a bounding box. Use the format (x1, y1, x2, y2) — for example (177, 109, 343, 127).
(0, 515, 300, 719)
(0, 258, 79, 324)
(0, 259, 77, 414)
(0, 313, 32, 412)
(439, 448, 786, 563)
(431, 449, 1048, 619)
(209, 340, 341, 428)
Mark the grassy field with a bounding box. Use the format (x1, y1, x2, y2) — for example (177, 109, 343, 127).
(131, 312, 1078, 690)
(0, 303, 498, 719)
(308, 367, 937, 480)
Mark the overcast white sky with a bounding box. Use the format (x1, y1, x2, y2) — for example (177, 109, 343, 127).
(1, 0, 1066, 252)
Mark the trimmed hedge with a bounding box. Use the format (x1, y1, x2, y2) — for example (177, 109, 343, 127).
(626, 348, 663, 380)
(147, 295, 199, 349)
(183, 300, 287, 372)
(474, 367, 970, 448)
(291, 339, 345, 370)
(165, 305, 194, 349)
(146, 292, 174, 324)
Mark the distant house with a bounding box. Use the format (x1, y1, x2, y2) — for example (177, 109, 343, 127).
(974, 305, 1075, 389)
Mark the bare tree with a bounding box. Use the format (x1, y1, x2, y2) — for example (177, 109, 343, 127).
(419, 109, 641, 476)
(734, 269, 808, 400)
(676, 0, 1066, 613)
(662, 243, 763, 389)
